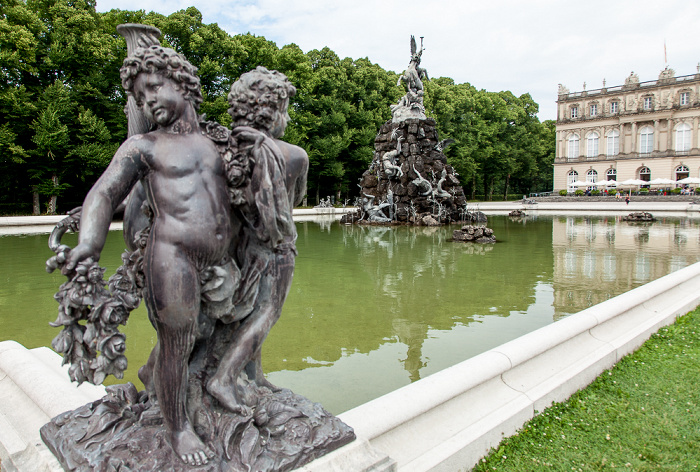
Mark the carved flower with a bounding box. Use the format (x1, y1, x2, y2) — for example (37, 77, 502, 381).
(201, 120, 230, 143)
(101, 334, 126, 360)
(51, 328, 73, 354)
(100, 303, 128, 326)
(87, 264, 106, 284)
(112, 355, 128, 373)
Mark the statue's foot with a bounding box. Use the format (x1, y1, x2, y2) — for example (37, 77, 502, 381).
(172, 427, 215, 466)
(138, 364, 152, 387)
(255, 375, 282, 393)
(207, 377, 252, 416)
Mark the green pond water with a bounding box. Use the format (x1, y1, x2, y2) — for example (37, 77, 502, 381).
(2, 214, 699, 414)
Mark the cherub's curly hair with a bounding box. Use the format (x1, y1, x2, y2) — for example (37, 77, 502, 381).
(120, 46, 203, 109)
(227, 66, 296, 132)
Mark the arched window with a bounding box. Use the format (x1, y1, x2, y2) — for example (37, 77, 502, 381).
(606, 168, 617, 181)
(676, 122, 691, 153)
(639, 126, 654, 155)
(639, 166, 651, 182)
(586, 132, 599, 158)
(675, 165, 689, 181)
(606, 129, 619, 156)
(568, 134, 580, 159)
(586, 169, 598, 186)
(567, 170, 578, 192)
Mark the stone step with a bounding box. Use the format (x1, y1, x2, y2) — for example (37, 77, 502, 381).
(28, 346, 107, 400)
(0, 384, 63, 472)
(0, 341, 105, 472)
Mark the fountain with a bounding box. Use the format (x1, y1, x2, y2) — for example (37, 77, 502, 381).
(342, 36, 486, 228)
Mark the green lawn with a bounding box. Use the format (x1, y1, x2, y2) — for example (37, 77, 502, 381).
(472, 308, 700, 471)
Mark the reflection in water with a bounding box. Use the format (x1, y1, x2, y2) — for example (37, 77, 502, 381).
(2, 215, 700, 414)
(553, 216, 700, 314)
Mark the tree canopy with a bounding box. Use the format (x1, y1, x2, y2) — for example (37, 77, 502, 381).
(0, 2, 554, 214)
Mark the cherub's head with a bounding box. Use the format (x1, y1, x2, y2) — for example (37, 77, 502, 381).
(120, 46, 203, 110)
(227, 66, 296, 138)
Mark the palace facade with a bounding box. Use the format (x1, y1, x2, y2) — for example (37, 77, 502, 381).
(553, 67, 700, 192)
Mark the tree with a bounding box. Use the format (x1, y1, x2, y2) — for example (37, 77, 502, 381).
(0, 0, 122, 213)
(0, 4, 554, 213)
(290, 48, 400, 203)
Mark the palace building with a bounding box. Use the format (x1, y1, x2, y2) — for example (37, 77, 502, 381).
(553, 67, 700, 192)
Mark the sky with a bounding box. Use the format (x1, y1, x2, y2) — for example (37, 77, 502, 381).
(95, 0, 700, 122)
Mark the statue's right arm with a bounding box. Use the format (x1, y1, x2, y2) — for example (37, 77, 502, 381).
(294, 151, 309, 208)
(64, 138, 148, 273)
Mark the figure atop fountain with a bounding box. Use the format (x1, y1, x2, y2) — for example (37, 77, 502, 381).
(63, 45, 228, 466)
(392, 35, 429, 122)
(397, 35, 429, 93)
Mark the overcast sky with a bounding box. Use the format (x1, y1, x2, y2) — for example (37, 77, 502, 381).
(95, 0, 700, 122)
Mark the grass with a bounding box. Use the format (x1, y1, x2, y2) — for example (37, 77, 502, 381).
(472, 308, 700, 472)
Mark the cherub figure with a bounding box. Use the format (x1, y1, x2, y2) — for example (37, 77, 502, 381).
(206, 66, 309, 414)
(397, 35, 429, 94)
(63, 45, 230, 466)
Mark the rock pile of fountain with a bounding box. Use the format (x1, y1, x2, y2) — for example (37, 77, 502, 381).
(452, 225, 496, 243)
(622, 212, 655, 222)
(341, 36, 477, 226)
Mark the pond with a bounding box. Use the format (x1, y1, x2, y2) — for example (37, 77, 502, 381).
(1, 214, 699, 414)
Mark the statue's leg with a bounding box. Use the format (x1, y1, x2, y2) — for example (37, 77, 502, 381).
(144, 241, 214, 466)
(208, 251, 294, 408)
(138, 341, 158, 400)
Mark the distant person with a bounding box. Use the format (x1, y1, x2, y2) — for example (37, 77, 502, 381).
(625, 194, 630, 205)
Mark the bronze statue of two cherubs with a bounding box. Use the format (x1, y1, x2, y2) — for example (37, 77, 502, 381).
(42, 24, 354, 471)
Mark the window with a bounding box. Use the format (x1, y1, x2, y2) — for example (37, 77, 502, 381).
(583, 251, 596, 279)
(571, 106, 578, 119)
(606, 130, 619, 156)
(603, 254, 616, 281)
(676, 123, 691, 153)
(643, 96, 652, 110)
(610, 101, 618, 114)
(675, 165, 689, 181)
(587, 132, 599, 158)
(567, 170, 578, 192)
(680, 92, 690, 106)
(639, 126, 654, 154)
(639, 166, 651, 182)
(568, 134, 580, 159)
(586, 169, 598, 184)
(635, 253, 650, 282)
(590, 104, 597, 117)
(606, 168, 617, 181)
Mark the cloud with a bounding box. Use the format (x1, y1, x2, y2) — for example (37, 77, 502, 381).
(96, 0, 700, 121)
